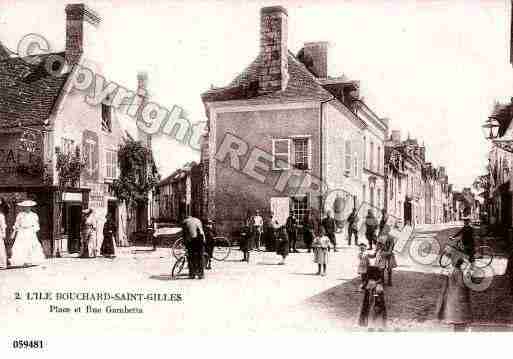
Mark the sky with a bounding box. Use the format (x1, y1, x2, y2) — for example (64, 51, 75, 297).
(1, 0, 513, 190)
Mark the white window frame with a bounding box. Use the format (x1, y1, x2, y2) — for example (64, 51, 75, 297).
(353, 152, 358, 177)
(105, 149, 118, 180)
(292, 137, 311, 171)
(272, 138, 291, 170)
(61, 137, 75, 155)
(345, 140, 352, 172)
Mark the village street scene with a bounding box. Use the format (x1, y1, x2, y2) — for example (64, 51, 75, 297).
(1, 1, 513, 336)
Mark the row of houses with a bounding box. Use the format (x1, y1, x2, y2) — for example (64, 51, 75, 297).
(155, 5, 457, 236)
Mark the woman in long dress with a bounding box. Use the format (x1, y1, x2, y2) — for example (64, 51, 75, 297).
(10, 200, 45, 267)
(437, 258, 473, 331)
(80, 208, 97, 258)
(0, 198, 8, 269)
(100, 214, 116, 258)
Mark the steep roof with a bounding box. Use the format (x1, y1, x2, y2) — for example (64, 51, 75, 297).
(201, 52, 333, 104)
(0, 52, 70, 128)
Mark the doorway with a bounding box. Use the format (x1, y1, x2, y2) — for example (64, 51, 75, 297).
(107, 200, 119, 245)
(404, 200, 412, 226)
(63, 203, 82, 253)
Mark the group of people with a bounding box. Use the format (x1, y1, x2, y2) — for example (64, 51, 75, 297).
(80, 208, 117, 259)
(0, 199, 46, 269)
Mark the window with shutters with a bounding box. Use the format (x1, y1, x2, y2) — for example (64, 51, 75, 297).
(272, 138, 291, 170)
(345, 140, 352, 172)
(105, 150, 118, 179)
(370, 141, 375, 171)
(61, 137, 74, 155)
(353, 152, 358, 177)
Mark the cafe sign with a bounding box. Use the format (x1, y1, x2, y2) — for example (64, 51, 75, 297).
(0, 130, 43, 184)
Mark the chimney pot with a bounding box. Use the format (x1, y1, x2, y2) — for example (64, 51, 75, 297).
(302, 41, 329, 78)
(258, 6, 289, 94)
(65, 3, 101, 66)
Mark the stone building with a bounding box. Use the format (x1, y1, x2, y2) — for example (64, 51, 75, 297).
(384, 130, 452, 226)
(0, 3, 128, 256)
(200, 6, 388, 235)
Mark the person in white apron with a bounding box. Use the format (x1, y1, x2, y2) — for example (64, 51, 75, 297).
(10, 200, 45, 267)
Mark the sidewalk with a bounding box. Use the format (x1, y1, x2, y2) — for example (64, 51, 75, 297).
(468, 230, 513, 330)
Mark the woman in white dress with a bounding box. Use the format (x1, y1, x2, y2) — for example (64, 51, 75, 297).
(0, 198, 8, 269)
(10, 200, 45, 267)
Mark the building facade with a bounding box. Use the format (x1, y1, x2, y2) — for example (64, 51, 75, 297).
(200, 6, 388, 236)
(0, 4, 130, 256)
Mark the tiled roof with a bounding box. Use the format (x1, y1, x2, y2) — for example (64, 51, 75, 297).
(201, 52, 333, 104)
(0, 52, 70, 128)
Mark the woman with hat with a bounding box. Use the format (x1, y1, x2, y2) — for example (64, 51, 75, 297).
(0, 197, 8, 269)
(80, 208, 97, 258)
(10, 200, 45, 267)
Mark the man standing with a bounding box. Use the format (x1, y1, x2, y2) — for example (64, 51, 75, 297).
(253, 210, 263, 249)
(322, 210, 337, 252)
(347, 208, 359, 246)
(182, 215, 206, 279)
(286, 213, 298, 253)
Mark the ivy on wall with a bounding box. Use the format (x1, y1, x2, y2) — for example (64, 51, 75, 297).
(55, 145, 87, 187)
(111, 137, 160, 210)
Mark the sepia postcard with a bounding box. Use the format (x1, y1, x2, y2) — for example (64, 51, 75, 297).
(1, 0, 513, 356)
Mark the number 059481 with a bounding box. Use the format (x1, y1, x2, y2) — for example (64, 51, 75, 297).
(12, 339, 44, 349)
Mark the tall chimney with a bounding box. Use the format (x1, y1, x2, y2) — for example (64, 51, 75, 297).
(65, 4, 101, 66)
(303, 42, 328, 78)
(391, 130, 401, 143)
(136, 71, 152, 149)
(258, 6, 289, 94)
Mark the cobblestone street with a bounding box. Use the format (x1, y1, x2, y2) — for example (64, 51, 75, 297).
(3, 223, 503, 335)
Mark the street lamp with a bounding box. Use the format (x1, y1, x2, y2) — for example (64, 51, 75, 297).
(482, 115, 500, 140)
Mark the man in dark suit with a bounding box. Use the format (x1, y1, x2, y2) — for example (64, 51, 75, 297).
(286, 214, 298, 253)
(322, 210, 337, 252)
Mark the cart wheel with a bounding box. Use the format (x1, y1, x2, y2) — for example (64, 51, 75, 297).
(439, 250, 452, 268)
(172, 238, 186, 260)
(172, 256, 186, 278)
(474, 245, 493, 268)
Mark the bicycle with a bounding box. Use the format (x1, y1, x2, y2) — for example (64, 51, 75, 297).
(171, 251, 210, 279)
(171, 236, 231, 261)
(439, 236, 493, 269)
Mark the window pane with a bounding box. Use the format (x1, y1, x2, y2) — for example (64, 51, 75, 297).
(345, 140, 351, 171)
(274, 140, 289, 154)
(292, 196, 308, 225)
(294, 138, 308, 169)
(275, 154, 289, 169)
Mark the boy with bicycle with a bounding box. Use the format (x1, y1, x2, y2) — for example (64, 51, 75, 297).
(450, 217, 474, 264)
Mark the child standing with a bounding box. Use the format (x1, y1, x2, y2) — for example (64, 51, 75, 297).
(312, 228, 331, 276)
(357, 243, 370, 291)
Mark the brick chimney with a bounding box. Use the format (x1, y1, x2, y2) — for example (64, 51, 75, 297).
(65, 4, 101, 66)
(136, 71, 152, 149)
(303, 42, 328, 78)
(258, 6, 289, 94)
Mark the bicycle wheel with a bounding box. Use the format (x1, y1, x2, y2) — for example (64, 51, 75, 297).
(473, 245, 493, 268)
(172, 238, 186, 260)
(439, 250, 452, 268)
(212, 237, 231, 261)
(171, 256, 186, 278)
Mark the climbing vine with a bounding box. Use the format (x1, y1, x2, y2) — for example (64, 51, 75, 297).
(111, 137, 160, 209)
(55, 145, 87, 187)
